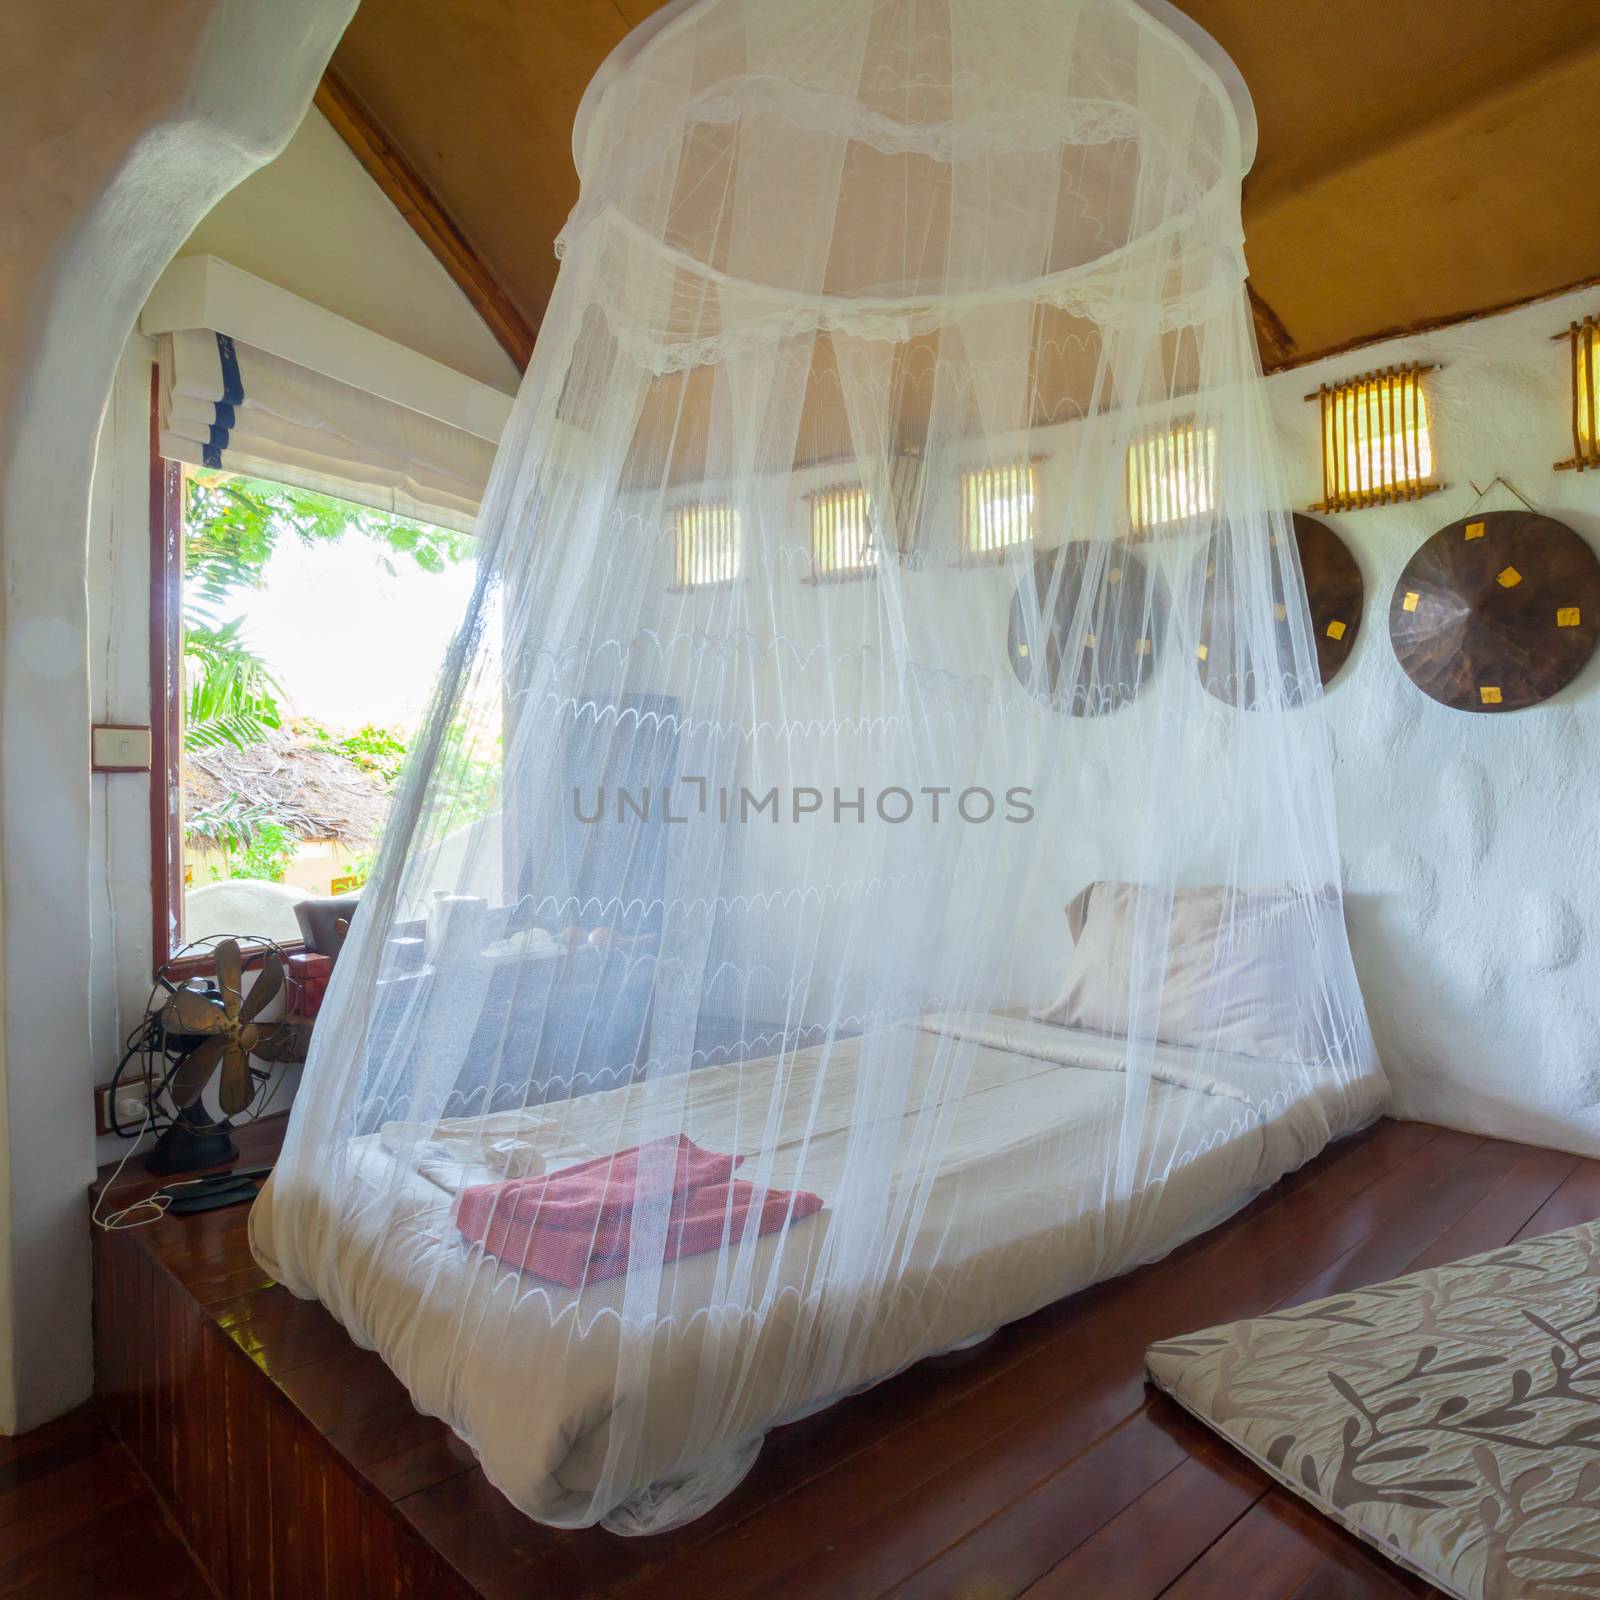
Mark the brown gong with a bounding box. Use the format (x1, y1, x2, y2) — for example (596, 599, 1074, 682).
(1006, 543, 1164, 717)
(1389, 509, 1600, 713)
(1193, 514, 1363, 708)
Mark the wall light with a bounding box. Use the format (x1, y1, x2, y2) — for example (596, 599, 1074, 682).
(1309, 362, 1439, 512)
(1554, 315, 1598, 472)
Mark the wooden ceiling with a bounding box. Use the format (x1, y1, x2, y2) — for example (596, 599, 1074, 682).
(325, 0, 1600, 374)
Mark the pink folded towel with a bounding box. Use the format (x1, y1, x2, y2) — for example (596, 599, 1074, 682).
(453, 1133, 823, 1287)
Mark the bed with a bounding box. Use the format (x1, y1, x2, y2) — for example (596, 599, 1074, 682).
(250, 1009, 1385, 1529)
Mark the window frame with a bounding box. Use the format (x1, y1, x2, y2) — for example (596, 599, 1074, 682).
(148, 369, 306, 978)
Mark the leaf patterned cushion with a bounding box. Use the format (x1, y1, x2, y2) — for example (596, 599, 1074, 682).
(1146, 1223, 1600, 1600)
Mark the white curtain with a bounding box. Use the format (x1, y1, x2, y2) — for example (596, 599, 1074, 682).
(157, 328, 495, 532)
(250, 0, 1386, 1537)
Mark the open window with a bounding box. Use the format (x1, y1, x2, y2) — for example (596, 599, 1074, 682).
(152, 456, 487, 960)
(146, 292, 501, 969)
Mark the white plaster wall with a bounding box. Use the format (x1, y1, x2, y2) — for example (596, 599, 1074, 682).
(178, 106, 520, 394)
(1261, 287, 1600, 1156)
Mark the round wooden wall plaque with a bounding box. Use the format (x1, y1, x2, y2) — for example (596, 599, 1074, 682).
(1007, 543, 1163, 716)
(1193, 514, 1362, 708)
(1389, 509, 1600, 713)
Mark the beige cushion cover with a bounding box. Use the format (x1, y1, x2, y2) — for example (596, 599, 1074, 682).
(1147, 1222, 1600, 1600)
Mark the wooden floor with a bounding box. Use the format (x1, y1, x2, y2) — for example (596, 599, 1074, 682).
(0, 1405, 215, 1599)
(73, 1117, 1600, 1599)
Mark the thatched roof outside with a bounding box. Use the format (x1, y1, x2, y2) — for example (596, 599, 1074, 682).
(184, 725, 393, 848)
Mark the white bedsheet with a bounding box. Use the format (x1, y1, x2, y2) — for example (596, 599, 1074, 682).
(249, 1013, 1384, 1526)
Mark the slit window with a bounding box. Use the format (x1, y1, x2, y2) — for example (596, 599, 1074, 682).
(1126, 421, 1216, 535)
(1311, 364, 1438, 511)
(673, 502, 742, 588)
(1556, 315, 1598, 472)
(809, 485, 878, 578)
(960, 461, 1036, 559)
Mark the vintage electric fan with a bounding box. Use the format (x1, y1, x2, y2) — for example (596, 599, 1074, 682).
(113, 937, 306, 1175)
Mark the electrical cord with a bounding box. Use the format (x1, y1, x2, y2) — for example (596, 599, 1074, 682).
(91, 1101, 172, 1231)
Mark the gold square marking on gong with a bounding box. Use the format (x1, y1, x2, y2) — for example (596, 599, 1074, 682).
(1016, 642, 1030, 658)
(1479, 685, 1503, 705)
(1465, 521, 1486, 540)
(1402, 591, 1420, 612)
(1273, 602, 1288, 622)
(1196, 643, 1209, 661)
(1497, 565, 1523, 588)
(1325, 619, 1347, 641)
(1558, 606, 1582, 628)
(1135, 637, 1152, 656)
(1082, 633, 1096, 650)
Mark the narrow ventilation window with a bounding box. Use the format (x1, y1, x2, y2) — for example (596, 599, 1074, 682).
(1556, 315, 1598, 472)
(673, 502, 741, 589)
(809, 485, 878, 579)
(1310, 364, 1438, 511)
(1127, 421, 1216, 536)
(960, 461, 1036, 559)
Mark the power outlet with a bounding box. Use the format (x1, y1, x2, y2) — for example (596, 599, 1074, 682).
(95, 1080, 151, 1137)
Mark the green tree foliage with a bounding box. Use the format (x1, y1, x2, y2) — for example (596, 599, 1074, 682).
(299, 717, 410, 785)
(229, 821, 298, 884)
(181, 473, 471, 755)
(183, 614, 284, 752)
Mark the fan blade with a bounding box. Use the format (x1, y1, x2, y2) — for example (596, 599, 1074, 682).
(238, 950, 284, 1023)
(249, 1021, 308, 1063)
(167, 1035, 226, 1108)
(163, 987, 227, 1035)
(218, 1045, 255, 1115)
(215, 939, 243, 1016)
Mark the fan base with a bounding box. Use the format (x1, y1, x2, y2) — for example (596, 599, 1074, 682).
(144, 1106, 238, 1176)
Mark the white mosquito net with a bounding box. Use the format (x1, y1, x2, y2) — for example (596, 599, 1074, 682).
(250, 0, 1386, 1535)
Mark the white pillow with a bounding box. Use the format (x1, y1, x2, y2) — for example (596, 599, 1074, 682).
(1034, 880, 1343, 1063)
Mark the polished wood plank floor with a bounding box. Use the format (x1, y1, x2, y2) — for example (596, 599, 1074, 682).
(0, 1405, 215, 1599)
(73, 1117, 1600, 1598)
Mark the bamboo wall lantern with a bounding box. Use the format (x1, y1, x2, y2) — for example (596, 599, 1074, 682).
(1193, 514, 1363, 708)
(1309, 362, 1441, 512)
(1553, 315, 1598, 473)
(1389, 509, 1600, 713)
(1007, 543, 1164, 717)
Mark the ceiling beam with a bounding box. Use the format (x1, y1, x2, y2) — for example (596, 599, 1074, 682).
(315, 70, 536, 371)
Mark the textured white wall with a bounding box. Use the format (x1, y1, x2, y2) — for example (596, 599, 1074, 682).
(1262, 286, 1600, 1155)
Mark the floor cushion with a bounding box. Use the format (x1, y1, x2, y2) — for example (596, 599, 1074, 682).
(1147, 1222, 1600, 1600)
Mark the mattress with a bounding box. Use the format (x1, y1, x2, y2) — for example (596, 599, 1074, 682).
(250, 1012, 1384, 1528)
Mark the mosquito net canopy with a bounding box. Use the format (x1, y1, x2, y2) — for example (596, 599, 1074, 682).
(251, 0, 1384, 1535)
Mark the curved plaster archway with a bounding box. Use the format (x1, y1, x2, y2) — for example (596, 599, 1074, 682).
(0, 0, 358, 1433)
